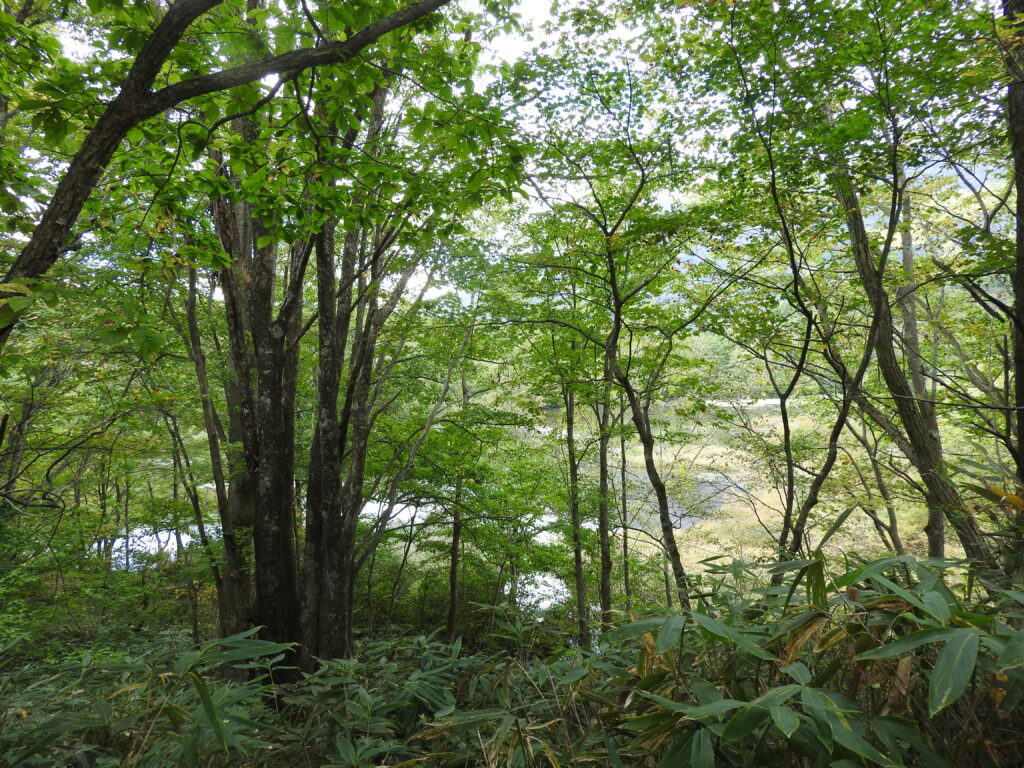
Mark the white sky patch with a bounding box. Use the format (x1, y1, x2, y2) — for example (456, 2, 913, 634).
(56, 21, 92, 61)
(534, 512, 559, 544)
(362, 500, 427, 529)
(404, 266, 453, 301)
(518, 571, 569, 611)
(485, 0, 555, 63)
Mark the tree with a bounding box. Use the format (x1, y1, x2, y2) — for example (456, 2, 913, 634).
(0, 0, 458, 349)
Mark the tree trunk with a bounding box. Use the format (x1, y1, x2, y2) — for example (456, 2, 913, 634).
(619, 401, 632, 615)
(836, 177, 997, 570)
(447, 484, 463, 641)
(302, 223, 353, 659)
(185, 269, 249, 638)
(1003, 0, 1024, 575)
(603, 248, 691, 610)
(894, 169, 945, 557)
(563, 383, 591, 649)
(594, 390, 613, 631)
(607, 354, 691, 610)
(211, 171, 310, 661)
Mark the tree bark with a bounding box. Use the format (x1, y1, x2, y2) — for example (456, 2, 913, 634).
(447, 484, 463, 641)
(836, 177, 997, 570)
(1002, 0, 1024, 574)
(563, 382, 591, 649)
(185, 269, 249, 638)
(619, 400, 632, 615)
(210, 166, 310, 661)
(593, 388, 613, 631)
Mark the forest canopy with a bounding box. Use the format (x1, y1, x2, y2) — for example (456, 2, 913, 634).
(3, 0, 1024, 765)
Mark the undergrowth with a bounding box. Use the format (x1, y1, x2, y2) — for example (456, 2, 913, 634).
(2, 555, 1023, 767)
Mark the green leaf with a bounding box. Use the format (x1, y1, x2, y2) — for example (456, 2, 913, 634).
(605, 617, 668, 643)
(659, 732, 694, 768)
(922, 591, 950, 626)
(721, 701, 771, 744)
(204, 640, 293, 664)
(871, 573, 927, 612)
(857, 628, 959, 660)
(781, 662, 811, 685)
(873, 716, 952, 768)
(558, 666, 588, 684)
(830, 722, 894, 766)
(189, 671, 228, 751)
(998, 629, 1024, 671)
(690, 728, 714, 768)
(770, 704, 800, 737)
(685, 698, 748, 719)
(129, 327, 165, 360)
(814, 503, 856, 551)
(634, 689, 745, 719)
(96, 328, 130, 345)
(6, 295, 34, 311)
(766, 559, 817, 574)
(928, 629, 979, 716)
(802, 688, 897, 767)
(604, 736, 628, 768)
(690, 612, 774, 660)
(749, 684, 802, 709)
(655, 615, 685, 655)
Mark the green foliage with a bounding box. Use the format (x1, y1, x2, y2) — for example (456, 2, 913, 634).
(0, 629, 287, 767)
(4, 557, 1022, 766)
(3, 0, 1024, 766)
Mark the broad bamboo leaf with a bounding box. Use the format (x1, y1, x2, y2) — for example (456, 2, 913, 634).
(928, 630, 980, 716)
(691, 612, 774, 660)
(921, 591, 950, 626)
(189, 671, 229, 752)
(691, 728, 714, 768)
(605, 617, 669, 643)
(998, 628, 1024, 670)
(770, 704, 800, 737)
(558, 666, 588, 684)
(857, 628, 958, 660)
(655, 615, 685, 655)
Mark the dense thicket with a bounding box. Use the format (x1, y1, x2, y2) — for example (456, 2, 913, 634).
(3, 0, 1024, 765)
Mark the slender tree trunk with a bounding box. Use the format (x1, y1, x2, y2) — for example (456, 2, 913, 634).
(869, 450, 906, 556)
(836, 177, 996, 569)
(662, 562, 674, 610)
(447, 483, 463, 641)
(302, 223, 352, 659)
(609, 359, 690, 610)
(619, 402, 632, 615)
(185, 269, 249, 638)
(166, 416, 221, 591)
(1003, 0, 1024, 574)
(603, 242, 691, 610)
(594, 390, 613, 631)
(563, 384, 591, 649)
(894, 170, 945, 557)
(333, 304, 379, 658)
(384, 512, 419, 630)
(766, 319, 811, 552)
